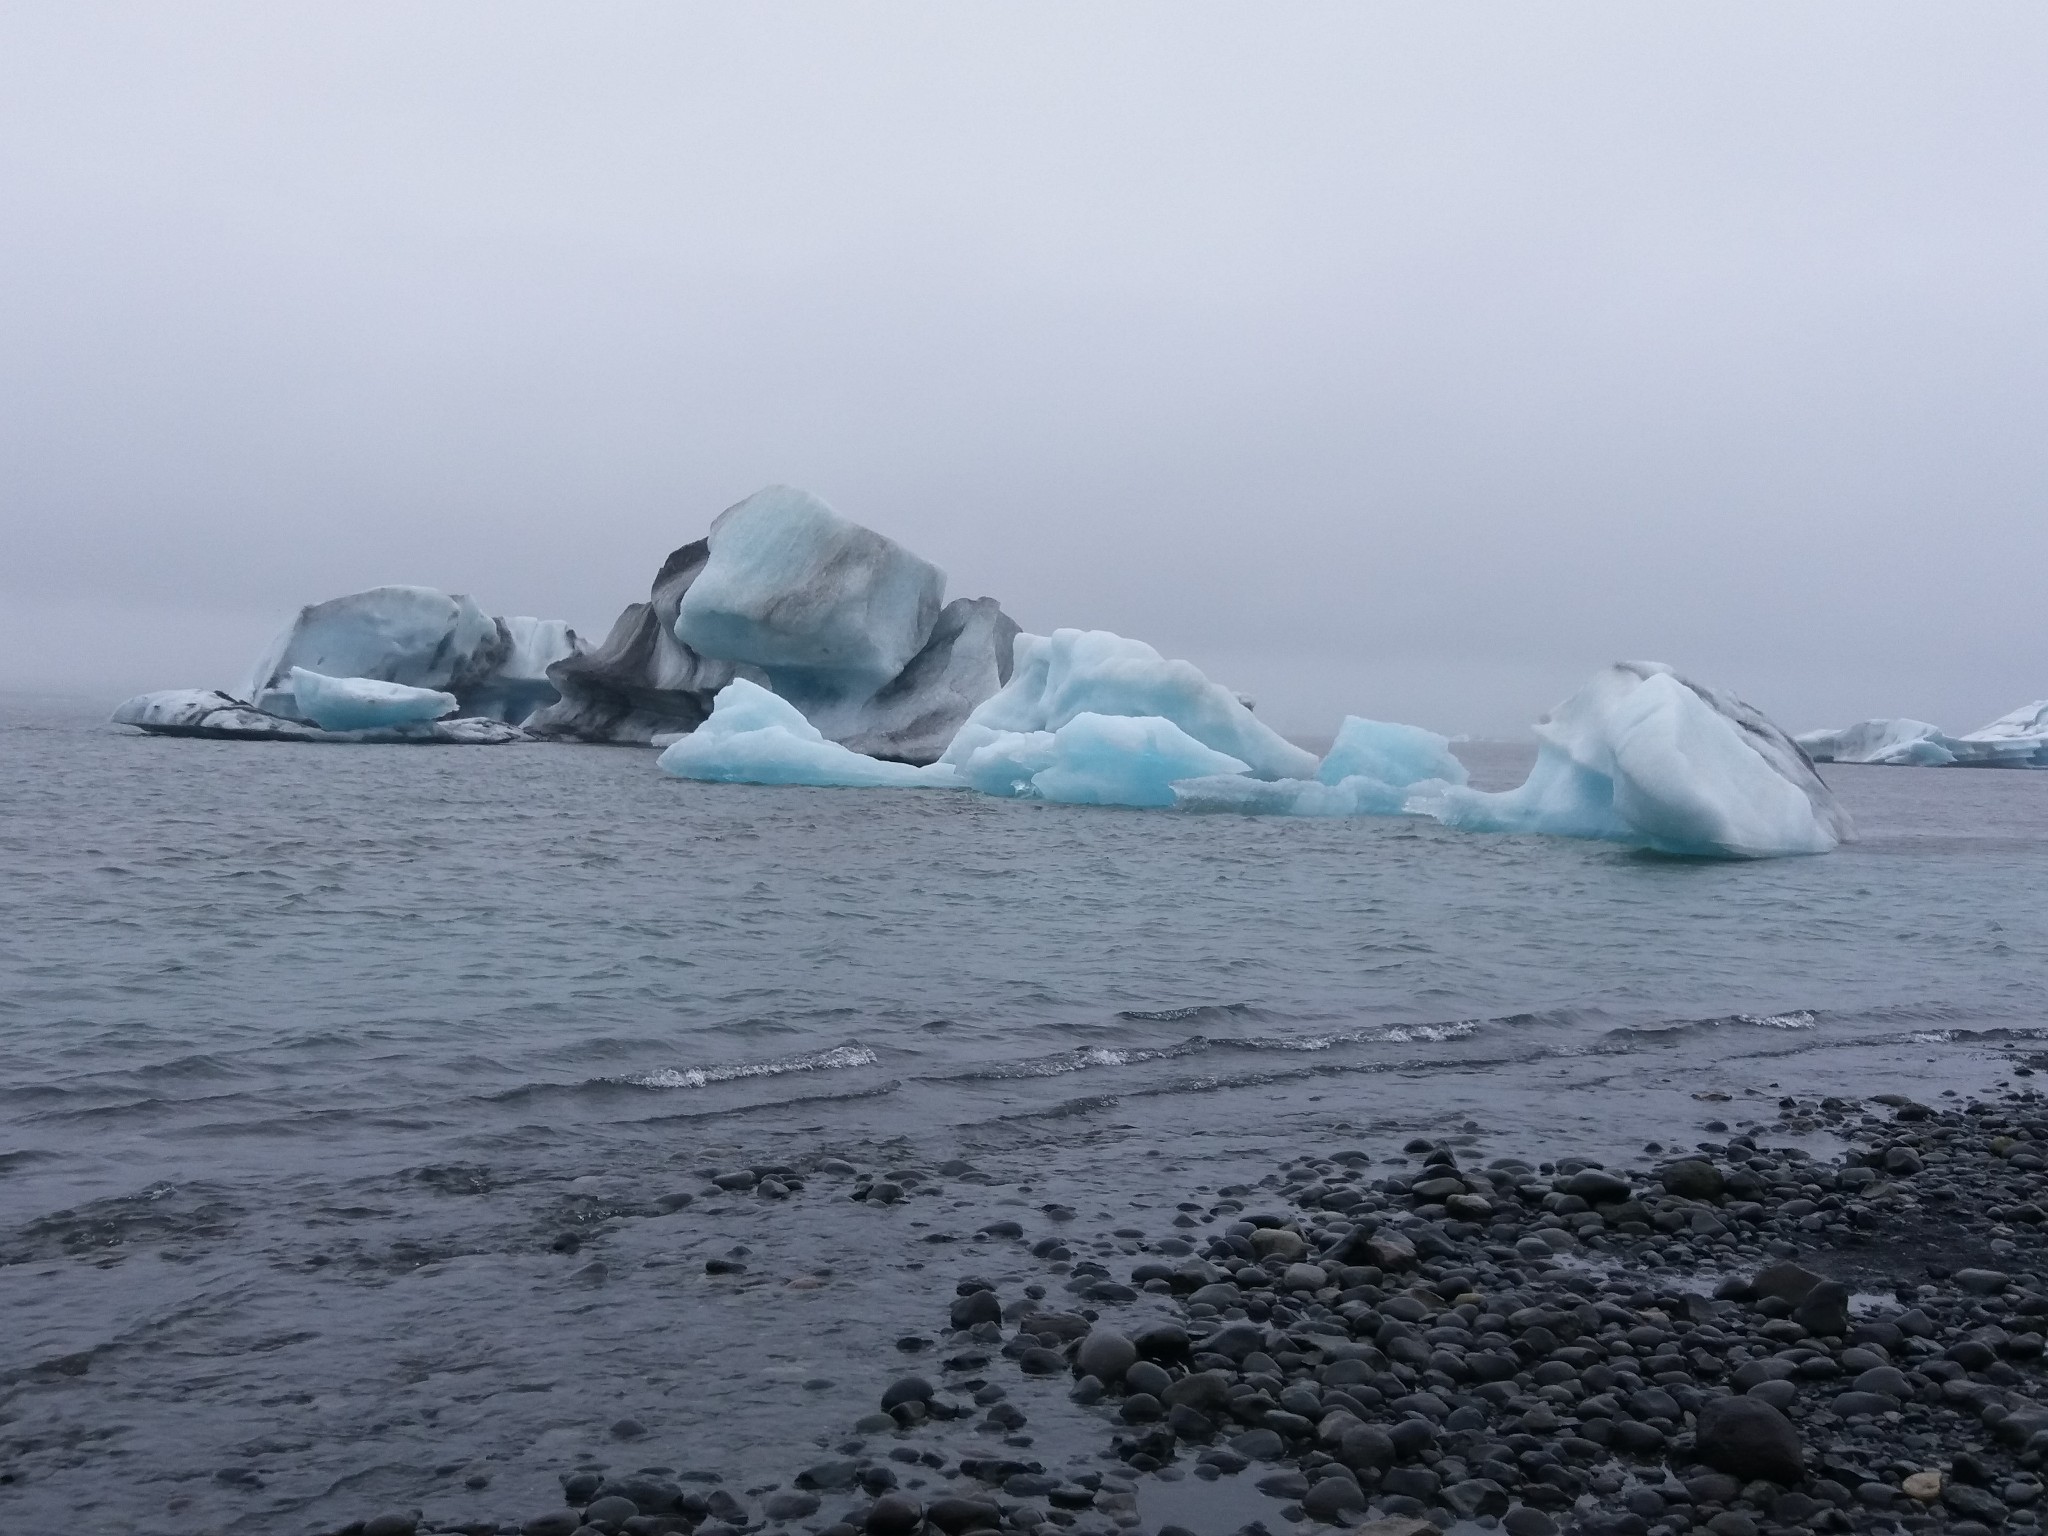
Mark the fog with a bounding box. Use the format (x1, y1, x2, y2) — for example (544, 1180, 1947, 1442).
(2, 4, 2043, 736)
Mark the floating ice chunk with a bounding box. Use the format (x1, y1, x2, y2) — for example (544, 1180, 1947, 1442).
(109, 687, 523, 744)
(942, 629, 1316, 782)
(1171, 773, 1416, 817)
(1317, 717, 1468, 789)
(1424, 662, 1853, 858)
(289, 668, 459, 731)
(951, 713, 1249, 808)
(1796, 719, 1955, 766)
(675, 486, 945, 707)
(656, 679, 957, 789)
(826, 596, 1021, 764)
(111, 689, 322, 740)
(245, 586, 504, 717)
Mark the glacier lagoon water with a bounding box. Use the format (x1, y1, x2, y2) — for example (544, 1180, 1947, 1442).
(5, 691, 2048, 1532)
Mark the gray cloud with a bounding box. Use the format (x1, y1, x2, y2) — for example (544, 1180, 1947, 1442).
(2, 3, 2043, 735)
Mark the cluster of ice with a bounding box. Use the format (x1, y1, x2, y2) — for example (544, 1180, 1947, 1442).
(1799, 701, 2048, 768)
(1422, 662, 1853, 859)
(287, 669, 458, 731)
(655, 679, 953, 789)
(114, 584, 581, 744)
(532, 488, 1017, 759)
(1173, 716, 1467, 817)
(935, 628, 1317, 808)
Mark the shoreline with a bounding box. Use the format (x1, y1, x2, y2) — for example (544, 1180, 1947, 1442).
(330, 1074, 2048, 1536)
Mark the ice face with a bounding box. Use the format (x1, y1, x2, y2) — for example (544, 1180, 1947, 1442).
(462, 616, 584, 723)
(942, 629, 1317, 783)
(1956, 701, 2048, 766)
(948, 713, 1250, 807)
(656, 679, 958, 789)
(1317, 717, 1468, 789)
(675, 486, 946, 708)
(245, 586, 504, 717)
(824, 596, 1020, 764)
(1423, 662, 1853, 859)
(289, 669, 459, 731)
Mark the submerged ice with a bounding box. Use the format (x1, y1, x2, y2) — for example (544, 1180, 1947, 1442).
(1424, 662, 1853, 859)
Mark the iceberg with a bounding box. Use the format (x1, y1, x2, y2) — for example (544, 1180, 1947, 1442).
(1956, 700, 2048, 766)
(110, 688, 524, 744)
(1170, 716, 1468, 817)
(1318, 716, 1468, 790)
(941, 629, 1317, 785)
(1423, 662, 1853, 859)
(1797, 700, 2048, 768)
(656, 679, 957, 789)
(532, 489, 1017, 758)
(676, 486, 945, 706)
(949, 712, 1249, 807)
(288, 668, 458, 731)
(1796, 719, 1955, 766)
(244, 586, 505, 717)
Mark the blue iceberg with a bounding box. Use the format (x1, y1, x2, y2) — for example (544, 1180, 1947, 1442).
(949, 712, 1250, 808)
(1171, 716, 1468, 817)
(1421, 662, 1853, 859)
(675, 486, 946, 709)
(655, 679, 957, 789)
(289, 668, 459, 731)
(940, 629, 1317, 787)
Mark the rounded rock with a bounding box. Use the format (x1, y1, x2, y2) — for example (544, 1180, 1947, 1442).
(1696, 1396, 1804, 1485)
(866, 1494, 924, 1536)
(1074, 1327, 1138, 1383)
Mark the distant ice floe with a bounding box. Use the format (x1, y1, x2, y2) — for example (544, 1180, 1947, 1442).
(1799, 700, 2048, 768)
(1420, 662, 1853, 859)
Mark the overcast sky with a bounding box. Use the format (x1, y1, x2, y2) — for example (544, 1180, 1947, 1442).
(2, 4, 2042, 736)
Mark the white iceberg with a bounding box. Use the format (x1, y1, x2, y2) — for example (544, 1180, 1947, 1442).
(1423, 662, 1853, 859)
(1953, 700, 2048, 767)
(288, 668, 458, 731)
(656, 679, 957, 789)
(940, 629, 1317, 787)
(1797, 700, 2048, 768)
(462, 616, 584, 723)
(1796, 719, 1955, 766)
(949, 712, 1250, 807)
(675, 486, 946, 708)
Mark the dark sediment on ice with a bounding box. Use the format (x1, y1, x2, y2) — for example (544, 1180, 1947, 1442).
(332, 1082, 2048, 1536)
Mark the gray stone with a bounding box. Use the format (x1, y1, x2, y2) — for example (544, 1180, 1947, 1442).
(765, 1492, 821, 1521)
(1301, 1477, 1366, 1520)
(1660, 1159, 1726, 1200)
(1074, 1328, 1137, 1382)
(866, 1494, 924, 1536)
(1696, 1396, 1804, 1485)
(583, 1497, 640, 1526)
(880, 1375, 935, 1409)
(1791, 1280, 1850, 1336)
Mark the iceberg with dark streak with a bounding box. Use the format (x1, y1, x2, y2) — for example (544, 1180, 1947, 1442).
(1420, 662, 1853, 858)
(111, 688, 524, 744)
(531, 487, 1017, 761)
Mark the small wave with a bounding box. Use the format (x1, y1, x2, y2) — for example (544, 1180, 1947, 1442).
(623, 1043, 879, 1090)
(1734, 1011, 1817, 1030)
(947, 1039, 1211, 1082)
(1909, 1030, 1957, 1044)
(1116, 1003, 1255, 1023)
